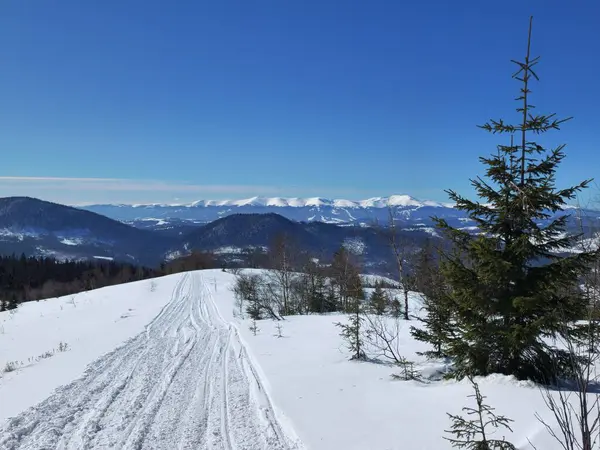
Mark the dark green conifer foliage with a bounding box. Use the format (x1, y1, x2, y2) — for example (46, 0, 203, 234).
(336, 295, 366, 360)
(370, 282, 388, 315)
(432, 17, 598, 382)
(335, 265, 366, 360)
(445, 376, 516, 449)
(411, 240, 452, 358)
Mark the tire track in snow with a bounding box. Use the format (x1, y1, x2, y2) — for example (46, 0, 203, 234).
(0, 272, 303, 450)
(221, 330, 234, 450)
(199, 276, 304, 450)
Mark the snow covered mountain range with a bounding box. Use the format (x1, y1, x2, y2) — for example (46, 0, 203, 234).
(0, 196, 595, 272)
(186, 195, 450, 209)
(83, 195, 465, 228)
(82, 194, 596, 236)
(93, 194, 451, 209)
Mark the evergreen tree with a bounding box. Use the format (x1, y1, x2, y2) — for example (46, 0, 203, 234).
(411, 293, 452, 359)
(308, 280, 327, 313)
(7, 294, 19, 311)
(445, 376, 516, 449)
(331, 247, 363, 311)
(389, 297, 403, 318)
(411, 241, 452, 358)
(242, 276, 263, 320)
(325, 286, 338, 313)
(336, 294, 366, 360)
(301, 259, 329, 313)
(370, 282, 388, 315)
(432, 17, 598, 381)
(336, 258, 366, 360)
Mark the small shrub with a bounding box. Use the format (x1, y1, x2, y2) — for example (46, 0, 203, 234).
(274, 322, 284, 338)
(391, 358, 421, 381)
(39, 351, 54, 359)
(249, 318, 260, 336)
(445, 375, 516, 449)
(4, 361, 18, 373)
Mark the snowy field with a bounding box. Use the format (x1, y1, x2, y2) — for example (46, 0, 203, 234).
(0, 276, 180, 422)
(0, 269, 583, 449)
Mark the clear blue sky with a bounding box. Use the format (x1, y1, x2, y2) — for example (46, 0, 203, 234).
(0, 1, 598, 205)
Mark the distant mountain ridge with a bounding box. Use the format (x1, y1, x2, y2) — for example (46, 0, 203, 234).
(87, 194, 452, 209)
(0, 196, 597, 276)
(82, 194, 595, 234)
(82, 194, 465, 228)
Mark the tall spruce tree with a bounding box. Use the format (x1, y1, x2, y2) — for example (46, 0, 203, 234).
(431, 17, 598, 382)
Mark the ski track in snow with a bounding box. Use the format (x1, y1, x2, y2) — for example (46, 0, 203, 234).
(0, 273, 302, 450)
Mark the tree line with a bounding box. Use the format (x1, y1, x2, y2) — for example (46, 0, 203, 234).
(0, 250, 220, 312)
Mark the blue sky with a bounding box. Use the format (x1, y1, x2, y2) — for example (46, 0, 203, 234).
(0, 1, 599, 205)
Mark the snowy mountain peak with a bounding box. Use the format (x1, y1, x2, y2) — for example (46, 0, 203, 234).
(303, 197, 328, 207)
(332, 199, 360, 208)
(180, 195, 446, 209)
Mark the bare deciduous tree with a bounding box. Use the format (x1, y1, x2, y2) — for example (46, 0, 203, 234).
(533, 323, 600, 450)
(532, 199, 600, 450)
(232, 272, 281, 320)
(386, 208, 416, 320)
(364, 313, 404, 364)
(266, 233, 297, 315)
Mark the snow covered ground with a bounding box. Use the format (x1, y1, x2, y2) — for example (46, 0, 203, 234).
(0, 277, 180, 423)
(0, 269, 585, 449)
(206, 270, 562, 450)
(0, 272, 301, 449)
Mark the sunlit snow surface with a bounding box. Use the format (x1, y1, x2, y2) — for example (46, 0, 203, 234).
(0, 269, 586, 449)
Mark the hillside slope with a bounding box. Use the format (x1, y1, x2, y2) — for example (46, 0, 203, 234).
(0, 197, 176, 265)
(181, 213, 434, 272)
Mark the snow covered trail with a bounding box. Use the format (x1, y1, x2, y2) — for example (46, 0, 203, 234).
(0, 272, 303, 450)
